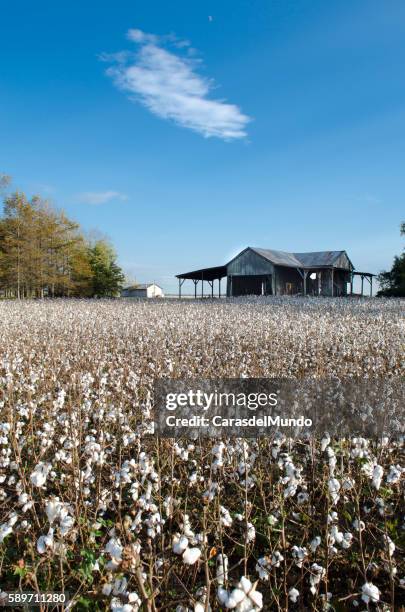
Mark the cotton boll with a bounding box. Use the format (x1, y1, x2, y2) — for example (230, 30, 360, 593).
(182, 547, 201, 565)
(217, 587, 229, 606)
(172, 534, 189, 555)
(216, 553, 228, 586)
(328, 478, 341, 505)
(220, 506, 233, 527)
(128, 592, 141, 607)
(45, 498, 62, 524)
(361, 582, 380, 604)
(37, 528, 54, 554)
(105, 536, 123, 569)
(353, 519, 365, 531)
(372, 465, 384, 490)
(256, 557, 271, 581)
(59, 510, 75, 536)
(309, 563, 325, 595)
(246, 522, 255, 543)
(7, 513, 18, 527)
(226, 588, 246, 608)
(291, 546, 307, 568)
(0, 522, 13, 544)
(341, 533, 353, 549)
(386, 464, 403, 484)
(112, 577, 128, 595)
(246, 589, 263, 609)
(110, 598, 134, 612)
(329, 525, 343, 545)
(102, 582, 113, 596)
(384, 534, 395, 557)
(271, 551, 284, 567)
(288, 587, 299, 603)
(310, 536, 321, 552)
(30, 462, 52, 488)
(321, 433, 330, 452)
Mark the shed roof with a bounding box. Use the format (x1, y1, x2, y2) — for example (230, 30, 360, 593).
(176, 265, 227, 281)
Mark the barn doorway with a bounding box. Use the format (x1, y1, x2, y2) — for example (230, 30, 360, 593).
(231, 275, 272, 296)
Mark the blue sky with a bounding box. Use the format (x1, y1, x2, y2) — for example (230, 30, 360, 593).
(1, 0, 404, 293)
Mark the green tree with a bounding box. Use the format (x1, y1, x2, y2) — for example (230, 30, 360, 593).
(0, 191, 34, 298)
(0, 179, 123, 299)
(88, 240, 125, 297)
(377, 222, 405, 297)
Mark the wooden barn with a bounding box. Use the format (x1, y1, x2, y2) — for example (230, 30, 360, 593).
(177, 247, 374, 298)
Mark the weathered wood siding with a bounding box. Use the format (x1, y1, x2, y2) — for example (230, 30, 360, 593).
(227, 248, 274, 276)
(333, 252, 352, 270)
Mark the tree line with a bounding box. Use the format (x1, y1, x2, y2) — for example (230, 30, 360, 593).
(0, 175, 125, 298)
(377, 222, 405, 297)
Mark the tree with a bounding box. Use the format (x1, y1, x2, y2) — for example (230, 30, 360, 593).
(0, 178, 124, 299)
(0, 191, 34, 298)
(88, 240, 125, 297)
(377, 222, 405, 297)
(0, 182, 127, 298)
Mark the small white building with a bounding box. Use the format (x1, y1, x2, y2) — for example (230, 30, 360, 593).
(121, 283, 164, 298)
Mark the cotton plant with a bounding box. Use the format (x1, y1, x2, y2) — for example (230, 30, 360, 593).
(328, 478, 341, 505)
(309, 563, 326, 595)
(0, 513, 18, 544)
(172, 534, 202, 566)
(0, 298, 403, 608)
(288, 587, 299, 603)
(361, 582, 380, 604)
(217, 577, 263, 611)
(256, 550, 284, 580)
(30, 462, 52, 488)
(291, 546, 308, 568)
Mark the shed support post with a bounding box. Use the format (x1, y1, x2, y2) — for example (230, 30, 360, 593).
(193, 280, 198, 299)
(350, 273, 353, 295)
(331, 269, 334, 297)
(219, 278, 221, 298)
(370, 276, 373, 297)
(296, 268, 306, 295)
(361, 275, 364, 296)
(201, 272, 203, 299)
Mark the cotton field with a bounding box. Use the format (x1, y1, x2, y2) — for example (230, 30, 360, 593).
(0, 297, 404, 611)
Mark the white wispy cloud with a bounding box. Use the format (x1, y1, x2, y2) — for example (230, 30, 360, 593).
(77, 191, 128, 205)
(102, 29, 250, 140)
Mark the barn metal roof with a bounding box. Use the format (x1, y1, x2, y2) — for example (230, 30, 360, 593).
(293, 251, 347, 267)
(251, 248, 303, 267)
(251, 248, 349, 268)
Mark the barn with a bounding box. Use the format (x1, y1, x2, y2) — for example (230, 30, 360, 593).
(177, 247, 374, 298)
(121, 283, 164, 298)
